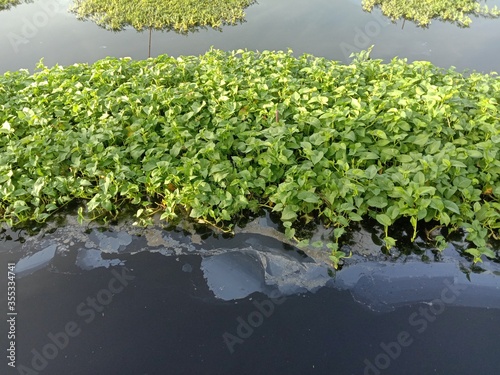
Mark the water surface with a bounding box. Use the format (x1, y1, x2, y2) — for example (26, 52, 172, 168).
(1, 0, 500, 73)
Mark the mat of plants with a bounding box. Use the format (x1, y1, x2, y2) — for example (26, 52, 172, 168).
(70, 0, 255, 32)
(0, 0, 19, 10)
(362, 0, 500, 27)
(1, 49, 499, 267)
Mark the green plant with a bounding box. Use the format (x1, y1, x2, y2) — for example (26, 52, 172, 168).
(70, 0, 255, 32)
(362, 0, 500, 27)
(327, 243, 352, 269)
(0, 49, 499, 265)
(0, 0, 21, 10)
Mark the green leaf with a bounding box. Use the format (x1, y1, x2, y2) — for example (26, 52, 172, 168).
(413, 172, 425, 185)
(453, 176, 471, 189)
(365, 165, 378, 179)
(384, 236, 396, 249)
(444, 200, 460, 214)
(367, 196, 388, 208)
(32, 178, 45, 197)
(297, 191, 320, 204)
(430, 198, 445, 211)
(170, 143, 182, 157)
(386, 205, 400, 220)
(348, 212, 363, 221)
(311, 151, 324, 165)
(370, 129, 387, 139)
(351, 98, 361, 109)
(376, 214, 392, 227)
(413, 133, 429, 146)
(281, 206, 297, 221)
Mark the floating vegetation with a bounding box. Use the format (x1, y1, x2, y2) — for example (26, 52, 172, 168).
(70, 0, 256, 32)
(362, 0, 500, 27)
(0, 49, 499, 265)
(0, 0, 22, 10)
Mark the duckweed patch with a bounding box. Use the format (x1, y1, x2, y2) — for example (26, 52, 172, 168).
(0, 49, 499, 264)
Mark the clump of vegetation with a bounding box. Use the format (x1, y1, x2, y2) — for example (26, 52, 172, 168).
(70, 0, 255, 32)
(0, 0, 21, 10)
(362, 0, 500, 27)
(0, 49, 499, 264)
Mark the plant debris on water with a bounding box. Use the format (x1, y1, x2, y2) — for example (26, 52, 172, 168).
(0, 48, 499, 267)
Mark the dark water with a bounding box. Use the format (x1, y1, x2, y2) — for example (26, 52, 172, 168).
(4, 252, 500, 375)
(1, 218, 500, 375)
(1, 0, 500, 74)
(1, 1, 500, 374)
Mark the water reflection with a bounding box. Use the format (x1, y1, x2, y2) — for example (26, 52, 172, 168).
(4, 213, 500, 312)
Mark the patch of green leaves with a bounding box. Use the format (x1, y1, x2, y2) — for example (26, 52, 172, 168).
(362, 0, 500, 28)
(70, 0, 255, 32)
(0, 49, 499, 264)
(0, 0, 21, 11)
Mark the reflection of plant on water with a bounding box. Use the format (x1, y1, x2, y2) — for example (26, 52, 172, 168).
(362, 0, 500, 28)
(70, 0, 256, 57)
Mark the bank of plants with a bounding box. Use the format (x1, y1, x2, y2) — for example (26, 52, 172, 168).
(0, 49, 499, 265)
(362, 0, 500, 27)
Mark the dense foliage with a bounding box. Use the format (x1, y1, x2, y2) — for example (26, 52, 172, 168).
(1, 49, 499, 263)
(362, 0, 500, 27)
(70, 0, 255, 32)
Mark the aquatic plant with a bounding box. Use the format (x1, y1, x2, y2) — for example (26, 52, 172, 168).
(0, 0, 21, 10)
(362, 0, 500, 27)
(70, 0, 255, 32)
(0, 49, 499, 264)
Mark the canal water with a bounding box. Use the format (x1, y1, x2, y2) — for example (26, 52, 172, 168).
(1, 1, 500, 374)
(1, 212, 499, 375)
(1, 0, 500, 74)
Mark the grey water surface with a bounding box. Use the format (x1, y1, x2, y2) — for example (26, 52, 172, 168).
(1, 0, 500, 74)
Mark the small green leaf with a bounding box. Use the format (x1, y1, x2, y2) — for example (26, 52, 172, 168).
(444, 200, 460, 214)
(365, 165, 378, 179)
(297, 191, 320, 203)
(351, 98, 361, 109)
(311, 151, 324, 165)
(384, 236, 396, 249)
(367, 196, 388, 209)
(281, 206, 297, 221)
(376, 214, 392, 227)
